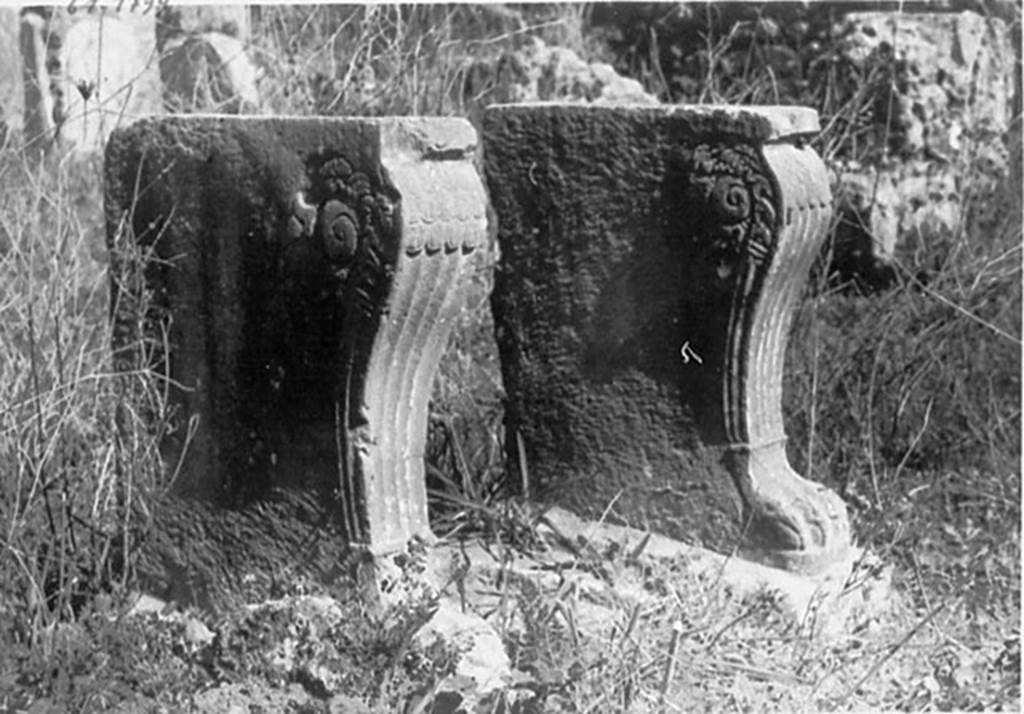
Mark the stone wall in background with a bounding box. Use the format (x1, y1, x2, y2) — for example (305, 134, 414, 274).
(839, 11, 1013, 159)
(160, 33, 260, 113)
(831, 10, 1017, 282)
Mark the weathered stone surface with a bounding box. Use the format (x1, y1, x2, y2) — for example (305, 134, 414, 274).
(484, 104, 850, 575)
(105, 116, 487, 604)
(20, 8, 162, 155)
(59, 12, 162, 152)
(161, 32, 260, 113)
(588, 5, 1018, 279)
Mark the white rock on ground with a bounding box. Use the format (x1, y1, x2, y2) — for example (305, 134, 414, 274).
(414, 600, 512, 699)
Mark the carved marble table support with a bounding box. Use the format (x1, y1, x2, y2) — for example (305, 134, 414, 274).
(483, 104, 850, 575)
(105, 117, 486, 605)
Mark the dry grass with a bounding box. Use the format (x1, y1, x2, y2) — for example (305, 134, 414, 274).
(484, 541, 1018, 712)
(0, 4, 1019, 712)
(0, 148, 173, 645)
(249, 4, 576, 119)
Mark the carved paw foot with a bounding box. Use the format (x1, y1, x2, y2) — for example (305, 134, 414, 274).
(727, 445, 852, 575)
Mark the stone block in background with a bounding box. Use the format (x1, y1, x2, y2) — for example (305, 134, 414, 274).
(832, 10, 1017, 278)
(833, 167, 901, 275)
(105, 116, 487, 606)
(156, 5, 260, 114)
(160, 32, 260, 113)
(484, 103, 851, 575)
(833, 160, 963, 283)
(20, 8, 162, 155)
(838, 10, 1015, 161)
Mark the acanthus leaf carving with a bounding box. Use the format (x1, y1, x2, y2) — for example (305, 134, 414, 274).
(683, 143, 778, 281)
(679, 142, 781, 446)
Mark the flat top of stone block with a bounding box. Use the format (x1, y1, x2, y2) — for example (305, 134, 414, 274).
(484, 103, 820, 141)
(162, 113, 471, 126)
(152, 113, 473, 131)
(112, 114, 478, 157)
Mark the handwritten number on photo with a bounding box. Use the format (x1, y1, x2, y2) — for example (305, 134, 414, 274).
(680, 341, 703, 365)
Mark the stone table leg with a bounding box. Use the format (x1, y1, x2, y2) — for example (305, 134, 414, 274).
(105, 116, 486, 607)
(484, 104, 850, 575)
(718, 141, 851, 573)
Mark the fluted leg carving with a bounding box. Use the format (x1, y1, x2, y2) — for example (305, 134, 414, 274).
(484, 104, 851, 574)
(346, 122, 488, 551)
(722, 143, 851, 571)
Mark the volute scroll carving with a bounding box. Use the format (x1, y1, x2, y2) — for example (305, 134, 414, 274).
(683, 143, 778, 278)
(727, 141, 852, 573)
